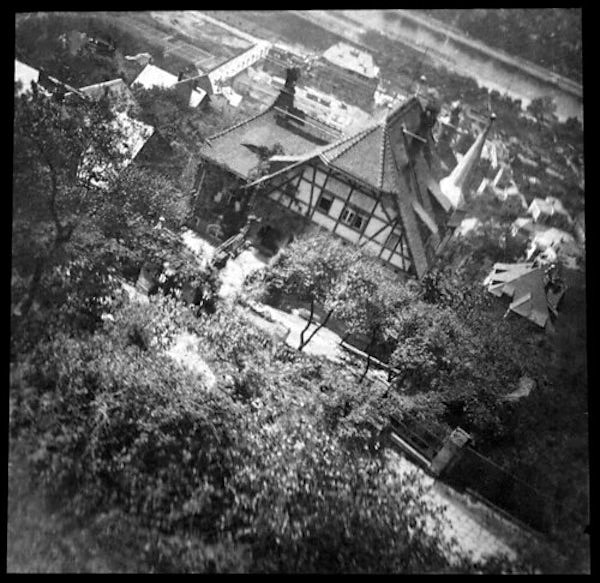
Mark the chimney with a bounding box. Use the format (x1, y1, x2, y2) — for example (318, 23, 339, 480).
(38, 67, 50, 89)
(439, 113, 496, 209)
(177, 71, 185, 82)
(274, 67, 300, 112)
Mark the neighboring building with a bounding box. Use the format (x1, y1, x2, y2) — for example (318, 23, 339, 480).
(14, 59, 86, 101)
(483, 262, 566, 329)
(527, 196, 572, 229)
(498, 184, 527, 216)
(244, 66, 374, 134)
(220, 85, 244, 108)
(78, 112, 157, 189)
(14, 59, 40, 95)
(80, 78, 139, 114)
(322, 42, 380, 80)
(132, 64, 207, 108)
(208, 40, 272, 89)
(574, 211, 585, 245)
(303, 43, 380, 112)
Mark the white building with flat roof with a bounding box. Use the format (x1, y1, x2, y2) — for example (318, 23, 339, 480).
(322, 42, 379, 79)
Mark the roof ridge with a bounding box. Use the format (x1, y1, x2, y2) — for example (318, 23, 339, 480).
(80, 78, 125, 91)
(320, 122, 379, 163)
(378, 123, 388, 190)
(384, 96, 421, 128)
(207, 107, 271, 141)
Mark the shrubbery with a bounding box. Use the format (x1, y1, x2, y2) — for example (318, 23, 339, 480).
(10, 294, 470, 573)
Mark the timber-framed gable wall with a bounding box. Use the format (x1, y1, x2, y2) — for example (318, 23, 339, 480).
(256, 158, 415, 274)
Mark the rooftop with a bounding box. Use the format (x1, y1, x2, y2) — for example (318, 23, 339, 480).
(14, 59, 39, 95)
(79, 112, 155, 189)
(247, 97, 454, 278)
(199, 105, 342, 179)
(132, 64, 206, 107)
(483, 262, 564, 328)
(322, 42, 379, 79)
(79, 78, 138, 113)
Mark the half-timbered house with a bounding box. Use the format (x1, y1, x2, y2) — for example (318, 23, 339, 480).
(243, 96, 467, 278)
(196, 67, 495, 279)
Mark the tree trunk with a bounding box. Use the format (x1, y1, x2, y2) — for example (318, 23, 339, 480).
(299, 308, 334, 351)
(17, 223, 74, 321)
(359, 329, 378, 384)
(298, 298, 315, 350)
(359, 354, 372, 384)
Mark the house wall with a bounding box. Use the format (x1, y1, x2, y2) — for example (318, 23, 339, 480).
(209, 41, 272, 87)
(257, 159, 414, 274)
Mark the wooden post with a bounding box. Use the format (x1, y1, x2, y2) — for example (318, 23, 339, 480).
(430, 427, 471, 477)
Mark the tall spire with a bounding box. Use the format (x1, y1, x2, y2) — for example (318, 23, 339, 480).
(440, 113, 496, 209)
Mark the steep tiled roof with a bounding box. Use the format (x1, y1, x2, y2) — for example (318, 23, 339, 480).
(315, 97, 447, 277)
(212, 95, 452, 279)
(199, 106, 341, 179)
(317, 98, 429, 191)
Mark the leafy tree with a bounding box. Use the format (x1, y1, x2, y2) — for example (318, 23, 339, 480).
(332, 256, 415, 381)
(223, 413, 463, 573)
(260, 232, 359, 350)
(131, 85, 244, 152)
(10, 294, 483, 573)
(13, 83, 124, 323)
(388, 300, 472, 394)
(527, 96, 558, 125)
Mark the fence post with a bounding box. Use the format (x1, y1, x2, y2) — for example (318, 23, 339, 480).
(430, 427, 471, 477)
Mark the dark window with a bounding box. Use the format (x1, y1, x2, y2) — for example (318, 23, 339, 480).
(340, 205, 368, 231)
(317, 193, 334, 214)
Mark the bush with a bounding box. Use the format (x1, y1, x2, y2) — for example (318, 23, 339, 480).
(11, 324, 244, 538)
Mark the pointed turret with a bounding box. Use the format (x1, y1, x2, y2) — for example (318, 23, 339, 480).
(440, 113, 496, 209)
